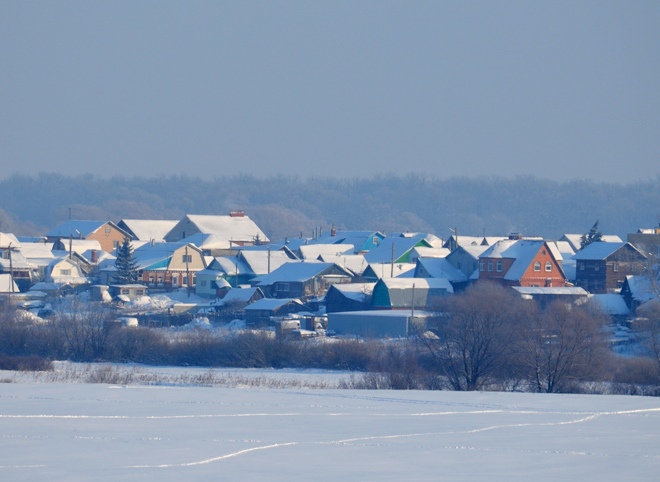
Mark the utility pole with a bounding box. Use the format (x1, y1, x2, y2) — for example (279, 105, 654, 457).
(267, 246, 271, 274)
(185, 245, 190, 297)
(8, 242, 14, 295)
(390, 242, 395, 278)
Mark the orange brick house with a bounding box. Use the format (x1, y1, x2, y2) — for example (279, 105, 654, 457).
(477, 237, 567, 287)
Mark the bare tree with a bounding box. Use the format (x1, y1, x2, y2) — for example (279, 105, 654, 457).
(52, 297, 115, 361)
(515, 301, 610, 393)
(423, 283, 525, 391)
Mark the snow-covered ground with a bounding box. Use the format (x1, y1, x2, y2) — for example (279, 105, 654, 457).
(1, 366, 659, 481)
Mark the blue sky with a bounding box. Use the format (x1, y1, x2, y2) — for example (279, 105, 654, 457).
(1, 1, 658, 183)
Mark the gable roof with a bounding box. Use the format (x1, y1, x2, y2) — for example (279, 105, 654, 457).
(166, 214, 269, 243)
(560, 234, 624, 252)
(319, 253, 369, 275)
(299, 244, 354, 260)
(414, 257, 468, 283)
(243, 297, 305, 311)
(0, 233, 21, 249)
(117, 219, 178, 242)
(325, 282, 376, 302)
(364, 233, 436, 263)
(220, 287, 263, 304)
(480, 239, 562, 281)
(239, 249, 292, 276)
(46, 220, 129, 239)
(253, 261, 352, 286)
(572, 242, 646, 261)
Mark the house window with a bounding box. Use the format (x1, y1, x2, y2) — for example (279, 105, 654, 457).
(157, 276, 163, 284)
(182, 254, 192, 263)
(105, 226, 111, 234)
(149, 275, 154, 284)
(496, 260, 502, 272)
(613, 262, 619, 272)
(113, 240, 120, 248)
(182, 276, 188, 286)
(479, 261, 485, 272)
(545, 262, 552, 272)
(201, 280, 207, 287)
(60, 269, 71, 276)
(122, 289, 129, 295)
(488, 261, 493, 272)
(277, 282, 290, 292)
(172, 276, 178, 286)
(578, 262, 585, 271)
(533, 261, 541, 272)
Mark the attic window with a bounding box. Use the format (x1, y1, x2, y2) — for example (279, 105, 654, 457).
(105, 226, 111, 234)
(545, 262, 552, 272)
(533, 261, 541, 272)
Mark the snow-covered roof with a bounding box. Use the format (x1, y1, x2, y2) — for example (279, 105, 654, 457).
(410, 247, 450, 259)
(0, 273, 19, 293)
(364, 233, 435, 263)
(415, 258, 468, 283)
(244, 297, 304, 311)
(46, 220, 128, 239)
(254, 262, 349, 285)
(221, 287, 262, 304)
(133, 242, 203, 270)
(319, 254, 368, 275)
(561, 234, 624, 252)
(239, 249, 292, 276)
(624, 275, 657, 303)
(0, 232, 21, 249)
(62, 239, 103, 255)
(587, 294, 630, 316)
(15, 242, 55, 259)
(512, 286, 589, 296)
(167, 214, 269, 244)
(366, 262, 416, 279)
(328, 282, 375, 302)
(299, 244, 354, 260)
(379, 277, 454, 293)
(118, 219, 178, 242)
(180, 233, 233, 251)
(480, 239, 554, 281)
(572, 242, 643, 261)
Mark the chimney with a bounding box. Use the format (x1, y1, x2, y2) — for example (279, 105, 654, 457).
(509, 233, 523, 240)
(230, 210, 245, 217)
(91, 249, 98, 264)
(331, 224, 337, 237)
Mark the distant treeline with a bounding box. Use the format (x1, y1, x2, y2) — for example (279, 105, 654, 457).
(0, 173, 658, 241)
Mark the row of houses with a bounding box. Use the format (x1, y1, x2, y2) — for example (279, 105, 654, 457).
(1, 214, 659, 335)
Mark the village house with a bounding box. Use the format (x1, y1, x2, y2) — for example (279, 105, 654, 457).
(312, 229, 386, 254)
(370, 277, 454, 310)
(364, 232, 442, 264)
(252, 261, 354, 301)
(243, 298, 310, 326)
(477, 237, 567, 288)
(164, 212, 269, 247)
(573, 242, 647, 294)
(324, 282, 375, 313)
(627, 225, 660, 258)
(130, 241, 207, 290)
(46, 220, 131, 253)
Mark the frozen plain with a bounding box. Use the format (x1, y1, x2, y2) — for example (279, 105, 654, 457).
(1, 366, 659, 481)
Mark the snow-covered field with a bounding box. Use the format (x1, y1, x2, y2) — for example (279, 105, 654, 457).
(1, 366, 659, 481)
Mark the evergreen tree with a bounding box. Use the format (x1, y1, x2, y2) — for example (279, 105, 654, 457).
(580, 220, 603, 250)
(114, 237, 139, 284)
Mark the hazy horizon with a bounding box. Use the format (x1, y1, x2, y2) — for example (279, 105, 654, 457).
(2, 1, 659, 183)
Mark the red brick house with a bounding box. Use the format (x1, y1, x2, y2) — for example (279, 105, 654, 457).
(478, 237, 566, 287)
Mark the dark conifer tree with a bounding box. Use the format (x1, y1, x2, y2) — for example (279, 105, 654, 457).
(114, 237, 139, 284)
(580, 220, 603, 250)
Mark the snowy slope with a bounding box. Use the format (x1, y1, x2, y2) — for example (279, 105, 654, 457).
(0, 370, 658, 481)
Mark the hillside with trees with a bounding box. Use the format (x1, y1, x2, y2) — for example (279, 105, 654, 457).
(0, 173, 658, 241)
